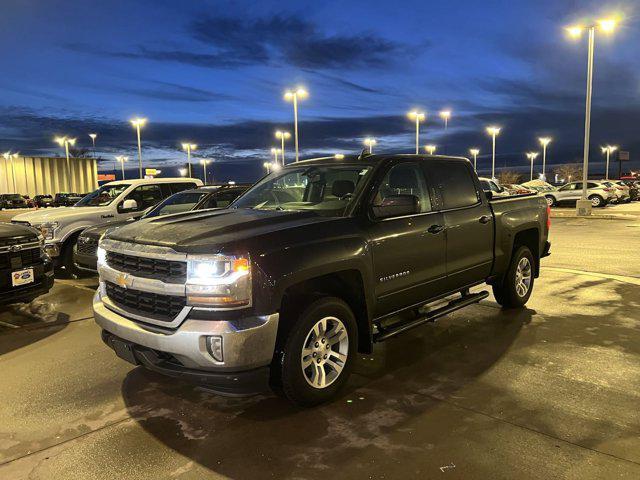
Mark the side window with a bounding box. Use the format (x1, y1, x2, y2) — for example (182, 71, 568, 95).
(127, 185, 164, 210)
(427, 160, 479, 209)
(171, 182, 197, 194)
(373, 162, 431, 213)
(207, 189, 242, 209)
(559, 183, 575, 191)
(587, 182, 598, 188)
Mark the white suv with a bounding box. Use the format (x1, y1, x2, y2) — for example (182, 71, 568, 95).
(545, 181, 615, 208)
(12, 177, 202, 272)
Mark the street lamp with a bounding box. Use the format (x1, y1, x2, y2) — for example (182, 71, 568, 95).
(538, 137, 552, 181)
(270, 147, 282, 167)
(566, 17, 618, 215)
(179, 168, 187, 177)
(486, 126, 501, 180)
(89, 133, 97, 158)
(439, 110, 451, 130)
(284, 87, 308, 162)
(425, 144, 437, 155)
(275, 131, 291, 165)
(602, 145, 617, 180)
(55, 136, 77, 191)
(469, 148, 480, 171)
(130, 117, 147, 179)
(407, 111, 425, 154)
(3, 152, 19, 193)
(526, 152, 539, 181)
(263, 162, 271, 174)
(115, 155, 128, 180)
(364, 138, 377, 154)
(181, 143, 197, 177)
(200, 159, 210, 184)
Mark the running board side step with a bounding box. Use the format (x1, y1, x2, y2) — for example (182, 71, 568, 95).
(373, 291, 489, 342)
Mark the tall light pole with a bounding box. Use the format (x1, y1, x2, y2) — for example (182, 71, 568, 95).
(425, 144, 437, 155)
(200, 159, 209, 184)
(130, 118, 147, 179)
(89, 133, 97, 158)
(440, 110, 451, 154)
(115, 155, 128, 180)
(567, 18, 617, 215)
(55, 136, 77, 192)
(181, 143, 197, 177)
(275, 131, 291, 165)
(364, 138, 376, 154)
(263, 162, 271, 174)
(538, 137, 552, 181)
(3, 152, 18, 193)
(602, 145, 617, 180)
(527, 152, 539, 181)
(284, 87, 308, 162)
(486, 126, 501, 180)
(407, 111, 425, 154)
(469, 148, 480, 171)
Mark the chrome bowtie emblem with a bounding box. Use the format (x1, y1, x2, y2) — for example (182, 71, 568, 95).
(116, 273, 131, 289)
(9, 245, 23, 252)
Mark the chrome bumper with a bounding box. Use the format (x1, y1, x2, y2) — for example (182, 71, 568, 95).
(93, 290, 279, 372)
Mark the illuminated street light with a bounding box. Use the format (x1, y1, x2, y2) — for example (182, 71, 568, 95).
(115, 155, 128, 180)
(3, 151, 19, 193)
(181, 143, 197, 177)
(200, 159, 210, 184)
(54, 136, 77, 191)
(284, 87, 308, 162)
(566, 17, 618, 215)
(88, 133, 97, 158)
(270, 147, 282, 167)
(486, 126, 501, 179)
(425, 144, 437, 155)
(130, 117, 147, 179)
(263, 162, 271, 174)
(439, 110, 451, 130)
(602, 145, 618, 180)
(407, 111, 426, 154)
(526, 152, 539, 181)
(334, 154, 345, 160)
(538, 137, 552, 181)
(179, 168, 187, 177)
(364, 138, 377, 154)
(275, 131, 291, 165)
(469, 148, 480, 171)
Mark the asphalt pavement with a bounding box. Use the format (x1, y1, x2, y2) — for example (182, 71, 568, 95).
(0, 213, 639, 479)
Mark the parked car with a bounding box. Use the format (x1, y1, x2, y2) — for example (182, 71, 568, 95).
(544, 181, 615, 208)
(22, 196, 36, 208)
(12, 177, 202, 273)
(52, 193, 83, 207)
(478, 177, 511, 198)
(34, 195, 54, 208)
(521, 180, 557, 194)
(502, 184, 536, 195)
(74, 184, 251, 272)
(0, 222, 54, 304)
(0, 194, 28, 209)
(601, 181, 631, 203)
(619, 181, 639, 201)
(94, 154, 550, 406)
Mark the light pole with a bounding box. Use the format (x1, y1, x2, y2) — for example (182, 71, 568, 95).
(88, 133, 97, 158)
(602, 145, 617, 180)
(55, 136, 77, 191)
(425, 144, 436, 155)
(275, 131, 291, 165)
(263, 162, 271, 174)
(440, 110, 451, 154)
(527, 152, 539, 181)
(407, 111, 425, 154)
(181, 143, 197, 177)
(469, 148, 480, 171)
(538, 137, 551, 181)
(115, 156, 128, 180)
(486, 126, 500, 180)
(179, 168, 188, 177)
(200, 159, 209, 184)
(567, 18, 617, 215)
(130, 118, 147, 179)
(284, 87, 308, 162)
(3, 152, 18, 193)
(364, 138, 376, 154)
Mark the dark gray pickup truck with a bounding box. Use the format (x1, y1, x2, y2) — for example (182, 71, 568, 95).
(93, 154, 550, 406)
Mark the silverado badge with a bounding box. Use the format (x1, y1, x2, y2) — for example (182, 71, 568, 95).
(116, 273, 132, 289)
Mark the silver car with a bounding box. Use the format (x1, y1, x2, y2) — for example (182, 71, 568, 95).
(545, 181, 615, 208)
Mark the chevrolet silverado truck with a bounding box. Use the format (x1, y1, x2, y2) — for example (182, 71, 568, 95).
(94, 154, 551, 406)
(12, 177, 202, 274)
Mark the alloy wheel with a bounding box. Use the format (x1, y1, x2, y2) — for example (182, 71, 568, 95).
(301, 316, 349, 389)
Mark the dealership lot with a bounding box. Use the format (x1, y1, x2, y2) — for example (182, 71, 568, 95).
(1, 214, 640, 479)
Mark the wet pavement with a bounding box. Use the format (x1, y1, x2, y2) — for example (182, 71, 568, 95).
(1, 218, 639, 479)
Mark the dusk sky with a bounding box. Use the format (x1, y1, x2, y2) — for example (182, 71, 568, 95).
(1, 0, 639, 182)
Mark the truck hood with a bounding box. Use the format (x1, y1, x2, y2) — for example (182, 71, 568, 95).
(13, 206, 107, 224)
(107, 208, 334, 252)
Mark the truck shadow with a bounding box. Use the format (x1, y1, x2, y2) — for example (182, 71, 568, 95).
(119, 303, 532, 477)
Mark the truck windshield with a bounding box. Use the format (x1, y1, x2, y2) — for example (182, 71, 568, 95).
(232, 165, 372, 216)
(75, 184, 130, 207)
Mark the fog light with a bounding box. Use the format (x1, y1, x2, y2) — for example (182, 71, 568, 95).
(206, 336, 223, 362)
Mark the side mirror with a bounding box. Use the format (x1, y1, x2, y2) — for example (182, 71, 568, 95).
(372, 194, 419, 218)
(120, 199, 138, 212)
(484, 190, 493, 200)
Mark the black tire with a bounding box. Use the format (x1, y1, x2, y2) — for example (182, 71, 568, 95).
(275, 297, 357, 407)
(588, 195, 604, 208)
(544, 195, 556, 207)
(59, 233, 82, 278)
(492, 246, 535, 308)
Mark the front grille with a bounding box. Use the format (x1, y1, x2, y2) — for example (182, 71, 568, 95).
(105, 281, 186, 321)
(106, 251, 186, 282)
(0, 247, 42, 270)
(77, 237, 98, 256)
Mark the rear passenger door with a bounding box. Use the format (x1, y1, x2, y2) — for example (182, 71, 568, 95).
(426, 160, 493, 289)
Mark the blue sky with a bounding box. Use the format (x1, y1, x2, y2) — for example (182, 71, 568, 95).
(1, 0, 639, 182)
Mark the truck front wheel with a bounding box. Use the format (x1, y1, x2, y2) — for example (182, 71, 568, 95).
(492, 246, 535, 308)
(276, 297, 357, 406)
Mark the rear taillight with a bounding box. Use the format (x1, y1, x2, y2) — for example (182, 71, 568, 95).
(603, 187, 613, 192)
(546, 205, 551, 230)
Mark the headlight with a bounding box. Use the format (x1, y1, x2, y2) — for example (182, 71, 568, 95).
(34, 222, 59, 241)
(96, 246, 107, 267)
(186, 254, 251, 309)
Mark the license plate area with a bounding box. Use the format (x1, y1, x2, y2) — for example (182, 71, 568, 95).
(12, 268, 34, 287)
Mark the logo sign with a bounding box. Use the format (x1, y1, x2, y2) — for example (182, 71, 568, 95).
(8, 245, 23, 252)
(98, 174, 116, 181)
(116, 273, 132, 289)
(145, 168, 161, 176)
(618, 151, 630, 162)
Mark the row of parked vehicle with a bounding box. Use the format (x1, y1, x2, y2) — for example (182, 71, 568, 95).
(0, 192, 88, 209)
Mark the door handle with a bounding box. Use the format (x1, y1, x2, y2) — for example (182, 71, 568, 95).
(427, 224, 445, 234)
(479, 215, 491, 224)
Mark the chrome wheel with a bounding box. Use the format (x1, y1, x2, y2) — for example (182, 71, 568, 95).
(514, 257, 532, 298)
(545, 196, 554, 207)
(590, 196, 602, 207)
(301, 316, 349, 389)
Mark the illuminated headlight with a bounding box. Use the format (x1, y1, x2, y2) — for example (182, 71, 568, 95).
(34, 222, 58, 240)
(96, 246, 107, 267)
(186, 254, 251, 309)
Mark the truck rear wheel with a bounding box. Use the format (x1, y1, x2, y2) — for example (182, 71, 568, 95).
(492, 246, 534, 308)
(276, 297, 357, 407)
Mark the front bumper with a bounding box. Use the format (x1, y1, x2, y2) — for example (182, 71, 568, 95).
(93, 290, 279, 395)
(73, 246, 97, 272)
(0, 260, 54, 305)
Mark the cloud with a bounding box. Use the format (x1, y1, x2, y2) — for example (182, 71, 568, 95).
(115, 79, 235, 103)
